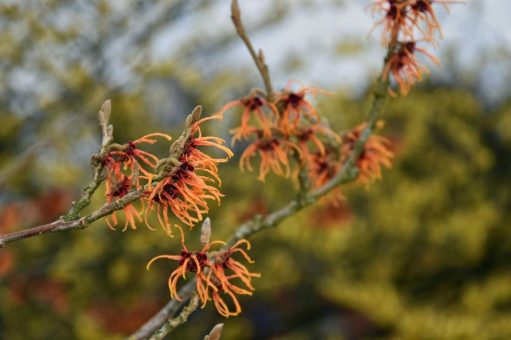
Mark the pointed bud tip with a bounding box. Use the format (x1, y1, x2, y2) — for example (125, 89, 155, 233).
(191, 105, 202, 121)
(99, 99, 112, 124)
(204, 323, 224, 340)
(200, 217, 212, 245)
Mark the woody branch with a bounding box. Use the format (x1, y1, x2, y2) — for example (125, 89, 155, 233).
(0, 106, 204, 247)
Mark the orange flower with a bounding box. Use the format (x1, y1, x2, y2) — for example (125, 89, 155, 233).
(306, 149, 345, 203)
(105, 175, 144, 231)
(147, 227, 259, 317)
(308, 150, 342, 189)
(370, 0, 413, 45)
(274, 83, 328, 134)
(104, 133, 172, 178)
(101, 133, 171, 231)
(145, 114, 232, 233)
(181, 115, 234, 184)
(146, 162, 223, 232)
(371, 0, 460, 45)
(341, 123, 393, 184)
(240, 132, 301, 181)
(409, 0, 462, 40)
(206, 239, 260, 317)
(146, 225, 223, 302)
(293, 124, 340, 163)
(212, 240, 260, 292)
(383, 41, 439, 95)
(215, 93, 277, 144)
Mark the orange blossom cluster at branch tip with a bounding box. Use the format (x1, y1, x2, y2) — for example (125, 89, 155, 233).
(341, 122, 393, 184)
(371, 0, 462, 95)
(100, 111, 232, 236)
(145, 113, 233, 236)
(147, 225, 260, 317)
(102, 133, 172, 231)
(216, 81, 340, 183)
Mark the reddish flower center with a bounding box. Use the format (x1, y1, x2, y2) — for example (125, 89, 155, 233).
(316, 160, 329, 174)
(296, 128, 313, 142)
(125, 141, 137, 156)
(179, 251, 208, 272)
(259, 138, 280, 151)
(404, 41, 416, 53)
(163, 184, 179, 199)
(111, 176, 131, 197)
(170, 162, 194, 183)
(244, 96, 264, 111)
(386, 2, 407, 20)
(412, 0, 430, 13)
(285, 92, 304, 108)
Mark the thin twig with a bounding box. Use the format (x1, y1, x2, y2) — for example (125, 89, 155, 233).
(0, 188, 144, 247)
(129, 280, 197, 340)
(148, 294, 200, 340)
(231, 0, 274, 101)
(65, 100, 113, 221)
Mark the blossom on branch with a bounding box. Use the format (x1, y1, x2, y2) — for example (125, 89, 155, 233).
(409, 0, 463, 39)
(215, 93, 277, 144)
(370, 0, 412, 45)
(206, 240, 260, 317)
(308, 150, 342, 190)
(240, 132, 301, 182)
(383, 41, 439, 96)
(371, 0, 461, 95)
(341, 123, 393, 184)
(105, 175, 144, 231)
(293, 124, 340, 163)
(146, 226, 222, 302)
(147, 226, 259, 317)
(103, 133, 172, 178)
(144, 113, 232, 233)
(274, 83, 329, 134)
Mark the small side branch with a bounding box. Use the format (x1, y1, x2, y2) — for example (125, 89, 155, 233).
(231, 0, 274, 101)
(65, 100, 113, 220)
(149, 294, 200, 340)
(0, 188, 145, 247)
(129, 279, 197, 340)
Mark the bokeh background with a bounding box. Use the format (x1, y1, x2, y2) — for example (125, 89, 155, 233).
(1, 0, 511, 339)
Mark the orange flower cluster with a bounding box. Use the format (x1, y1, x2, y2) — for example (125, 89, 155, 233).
(217, 82, 339, 182)
(372, 0, 461, 95)
(147, 226, 260, 317)
(102, 133, 172, 231)
(341, 123, 393, 184)
(308, 147, 342, 190)
(215, 81, 394, 194)
(145, 114, 233, 236)
(101, 114, 232, 235)
(384, 41, 440, 95)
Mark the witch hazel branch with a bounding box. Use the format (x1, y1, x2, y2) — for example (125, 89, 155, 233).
(0, 1, 461, 338)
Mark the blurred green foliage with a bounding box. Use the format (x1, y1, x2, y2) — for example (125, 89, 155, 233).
(2, 86, 511, 339)
(1, 1, 511, 340)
